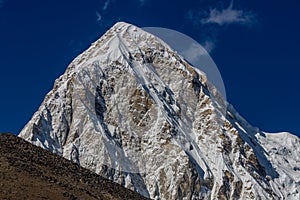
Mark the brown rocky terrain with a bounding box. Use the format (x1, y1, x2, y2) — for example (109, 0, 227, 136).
(0, 133, 149, 200)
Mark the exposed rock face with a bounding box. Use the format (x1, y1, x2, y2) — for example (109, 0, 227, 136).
(19, 22, 300, 200)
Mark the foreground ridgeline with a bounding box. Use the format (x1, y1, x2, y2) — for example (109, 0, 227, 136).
(0, 133, 149, 200)
(19, 22, 300, 199)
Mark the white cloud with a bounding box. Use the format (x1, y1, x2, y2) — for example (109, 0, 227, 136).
(102, 0, 111, 11)
(182, 40, 215, 55)
(186, 1, 257, 53)
(201, 1, 255, 26)
(96, 11, 102, 22)
(202, 40, 215, 53)
(181, 40, 215, 63)
(182, 43, 207, 63)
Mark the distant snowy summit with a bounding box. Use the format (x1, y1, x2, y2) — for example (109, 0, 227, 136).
(19, 22, 300, 200)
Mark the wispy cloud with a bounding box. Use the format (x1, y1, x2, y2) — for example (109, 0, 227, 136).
(201, 1, 256, 26)
(202, 40, 215, 53)
(182, 43, 207, 62)
(96, 11, 102, 22)
(102, 0, 111, 11)
(187, 0, 257, 53)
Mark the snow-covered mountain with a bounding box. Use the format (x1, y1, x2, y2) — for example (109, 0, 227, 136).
(19, 22, 300, 200)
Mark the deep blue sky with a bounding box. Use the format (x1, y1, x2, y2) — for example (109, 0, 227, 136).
(0, 0, 299, 137)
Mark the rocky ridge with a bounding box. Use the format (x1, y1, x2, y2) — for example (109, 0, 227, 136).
(0, 133, 149, 200)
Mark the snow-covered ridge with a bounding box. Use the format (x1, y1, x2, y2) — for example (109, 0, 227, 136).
(19, 22, 300, 200)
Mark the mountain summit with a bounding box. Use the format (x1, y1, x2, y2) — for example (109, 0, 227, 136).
(19, 22, 300, 199)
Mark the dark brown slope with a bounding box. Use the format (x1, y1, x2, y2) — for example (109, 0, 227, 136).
(0, 133, 149, 200)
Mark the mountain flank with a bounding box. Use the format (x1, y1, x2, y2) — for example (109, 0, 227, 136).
(18, 22, 300, 199)
(0, 133, 149, 200)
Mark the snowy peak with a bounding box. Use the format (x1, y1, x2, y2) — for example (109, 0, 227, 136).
(19, 22, 300, 200)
